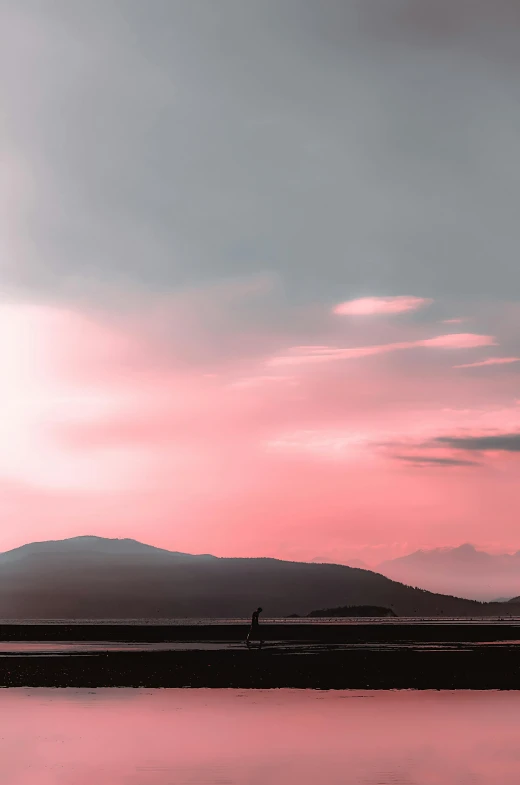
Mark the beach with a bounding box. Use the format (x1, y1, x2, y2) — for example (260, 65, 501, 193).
(0, 622, 519, 689)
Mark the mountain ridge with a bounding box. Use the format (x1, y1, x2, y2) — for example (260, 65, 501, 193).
(0, 535, 519, 618)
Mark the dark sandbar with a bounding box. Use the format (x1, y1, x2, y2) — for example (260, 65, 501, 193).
(1, 624, 520, 688)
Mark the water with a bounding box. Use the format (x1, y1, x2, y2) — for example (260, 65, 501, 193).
(2, 616, 520, 625)
(2, 689, 520, 783)
(1, 640, 520, 654)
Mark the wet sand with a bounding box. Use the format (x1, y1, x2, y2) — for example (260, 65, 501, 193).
(0, 645, 520, 689)
(2, 622, 520, 643)
(0, 624, 519, 688)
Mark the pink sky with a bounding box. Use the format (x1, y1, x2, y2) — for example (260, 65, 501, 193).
(2, 283, 520, 565)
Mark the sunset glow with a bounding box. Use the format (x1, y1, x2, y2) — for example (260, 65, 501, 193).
(0, 289, 519, 566)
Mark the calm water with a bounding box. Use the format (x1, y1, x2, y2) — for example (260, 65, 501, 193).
(1, 640, 520, 654)
(2, 617, 520, 625)
(2, 689, 520, 783)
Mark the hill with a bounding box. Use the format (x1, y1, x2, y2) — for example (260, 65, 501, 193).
(378, 544, 520, 601)
(0, 536, 519, 619)
(307, 605, 397, 618)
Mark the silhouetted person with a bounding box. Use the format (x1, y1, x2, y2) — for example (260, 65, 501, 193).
(246, 606, 263, 649)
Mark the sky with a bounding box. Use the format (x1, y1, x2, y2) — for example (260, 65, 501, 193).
(1, 0, 520, 565)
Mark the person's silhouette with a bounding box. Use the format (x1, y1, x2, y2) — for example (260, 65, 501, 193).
(246, 606, 263, 649)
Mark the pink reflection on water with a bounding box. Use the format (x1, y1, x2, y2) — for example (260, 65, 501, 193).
(1, 689, 520, 783)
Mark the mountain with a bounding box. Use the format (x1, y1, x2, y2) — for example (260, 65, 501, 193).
(0, 535, 519, 618)
(311, 557, 370, 570)
(307, 605, 397, 618)
(378, 544, 520, 601)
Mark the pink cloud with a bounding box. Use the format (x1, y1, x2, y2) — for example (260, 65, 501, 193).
(420, 333, 496, 349)
(268, 333, 496, 367)
(454, 357, 520, 369)
(266, 429, 372, 460)
(334, 296, 432, 316)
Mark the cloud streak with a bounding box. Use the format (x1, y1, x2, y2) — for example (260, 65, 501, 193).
(268, 333, 496, 367)
(334, 296, 432, 316)
(394, 454, 480, 468)
(454, 357, 520, 369)
(435, 434, 520, 453)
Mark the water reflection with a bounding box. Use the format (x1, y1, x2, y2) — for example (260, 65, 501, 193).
(1, 640, 520, 655)
(1, 689, 519, 783)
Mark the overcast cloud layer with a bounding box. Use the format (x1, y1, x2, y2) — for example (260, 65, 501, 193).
(3, 0, 520, 307)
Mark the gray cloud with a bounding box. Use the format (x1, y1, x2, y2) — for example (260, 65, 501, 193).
(2, 0, 520, 312)
(435, 434, 520, 452)
(394, 454, 480, 468)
